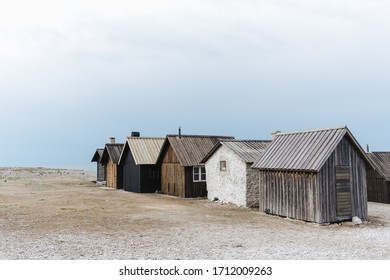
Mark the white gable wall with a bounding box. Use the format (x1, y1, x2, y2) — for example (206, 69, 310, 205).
(205, 145, 247, 207)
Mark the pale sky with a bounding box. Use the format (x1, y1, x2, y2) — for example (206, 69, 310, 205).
(1, 0, 390, 169)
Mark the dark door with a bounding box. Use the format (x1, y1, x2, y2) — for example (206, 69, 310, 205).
(335, 165, 352, 220)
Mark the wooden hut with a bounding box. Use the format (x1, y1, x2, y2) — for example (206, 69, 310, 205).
(201, 140, 270, 207)
(156, 134, 234, 198)
(118, 136, 165, 193)
(91, 148, 105, 182)
(100, 138, 124, 189)
(366, 152, 390, 204)
(252, 126, 372, 224)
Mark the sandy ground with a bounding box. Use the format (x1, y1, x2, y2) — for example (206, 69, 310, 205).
(0, 167, 390, 260)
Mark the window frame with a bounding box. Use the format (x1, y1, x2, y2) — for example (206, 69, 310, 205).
(193, 166, 206, 182)
(220, 160, 227, 171)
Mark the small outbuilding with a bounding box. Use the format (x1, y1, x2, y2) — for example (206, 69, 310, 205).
(156, 134, 234, 198)
(201, 140, 270, 207)
(366, 152, 390, 204)
(118, 136, 165, 193)
(100, 138, 124, 189)
(91, 148, 105, 182)
(252, 126, 372, 224)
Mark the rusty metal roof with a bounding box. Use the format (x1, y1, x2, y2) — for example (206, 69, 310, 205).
(253, 126, 368, 172)
(366, 152, 390, 181)
(202, 140, 271, 164)
(100, 144, 124, 164)
(158, 135, 234, 167)
(91, 148, 104, 162)
(119, 137, 165, 165)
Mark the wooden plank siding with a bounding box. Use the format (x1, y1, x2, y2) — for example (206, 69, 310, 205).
(122, 147, 141, 192)
(91, 149, 105, 182)
(366, 152, 390, 204)
(161, 144, 185, 197)
(367, 169, 390, 203)
(258, 133, 368, 224)
(121, 147, 161, 193)
(260, 171, 317, 222)
(185, 167, 207, 198)
(97, 163, 105, 182)
(105, 157, 121, 189)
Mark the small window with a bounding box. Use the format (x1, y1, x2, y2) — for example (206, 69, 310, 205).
(220, 161, 226, 171)
(193, 166, 206, 182)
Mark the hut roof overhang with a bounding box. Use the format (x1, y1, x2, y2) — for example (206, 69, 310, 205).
(201, 140, 271, 164)
(366, 152, 390, 181)
(156, 134, 234, 167)
(252, 126, 372, 172)
(91, 149, 104, 162)
(100, 144, 124, 165)
(118, 137, 165, 166)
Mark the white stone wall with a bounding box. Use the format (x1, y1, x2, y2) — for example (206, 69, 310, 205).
(205, 145, 247, 207)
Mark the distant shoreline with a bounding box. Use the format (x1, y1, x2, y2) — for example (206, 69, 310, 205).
(0, 165, 95, 171)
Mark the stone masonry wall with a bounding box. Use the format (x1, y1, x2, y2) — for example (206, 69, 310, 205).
(205, 145, 247, 207)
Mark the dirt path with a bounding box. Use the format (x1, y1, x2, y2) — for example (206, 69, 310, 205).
(1, 167, 389, 260)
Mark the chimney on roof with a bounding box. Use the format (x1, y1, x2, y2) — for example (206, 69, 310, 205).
(109, 137, 115, 144)
(366, 144, 370, 153)
(271, 130, 281, 139)
(178, 126, 182, 139)
(131, 131, 140, 137)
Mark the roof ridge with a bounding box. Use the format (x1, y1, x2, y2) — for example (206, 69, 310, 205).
(166, 134, 234, 138)
(274, 125, 347, 136)
(127, 137, 165, 140)
(220, 139, 271, 142)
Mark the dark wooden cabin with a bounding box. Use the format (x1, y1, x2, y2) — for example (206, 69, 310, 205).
(366, 152, 390, 204)
(91, 148, 105, 182)
(156, 134, 234, 198)
(100, 139, 124, 189)
(118, 137, 164, 193)
(252, 126, 372, 224)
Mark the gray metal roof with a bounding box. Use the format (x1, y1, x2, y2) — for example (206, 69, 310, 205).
(100, 144, 124, 164)
(202, 140, 271, 164)
(253, 126, 367, 172)
(91, 149, 104, 162)
(159, 135, 234, 167)
(120, 137, 165, 165)
(366, 152, 390, 181)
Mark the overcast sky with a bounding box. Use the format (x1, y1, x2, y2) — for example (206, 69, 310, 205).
(1, 0, 390, 169)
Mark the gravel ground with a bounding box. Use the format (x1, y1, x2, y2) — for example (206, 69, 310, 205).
(1, 167, 390, 260)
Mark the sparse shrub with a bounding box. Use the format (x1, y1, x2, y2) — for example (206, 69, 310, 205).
(264, 208, 271, 215)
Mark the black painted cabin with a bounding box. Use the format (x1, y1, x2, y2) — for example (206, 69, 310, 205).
(118, 137, 164, 193)
(121, 146, 161, 192)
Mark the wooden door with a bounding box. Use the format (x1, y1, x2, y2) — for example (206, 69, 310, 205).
(335, 165, 352, 219)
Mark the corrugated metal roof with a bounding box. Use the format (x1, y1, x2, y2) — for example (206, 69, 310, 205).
(91, 149, 104, 162)
(221, 140, 271, 163)
(101, 144, 124, 164)
(163, 135, 234, 166)
(253, 126, 367, 172)
(126, 137, 165, 165)
(366, 152, 390, 181)
(202, 140, 271, 164)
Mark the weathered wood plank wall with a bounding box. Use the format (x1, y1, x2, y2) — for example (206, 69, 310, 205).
(259, 136, 368, 223)
(184, 167, 207, 198)
(106, 157, 117, 188)
(161, 145, 185, 197)
(367, 169, 390, 203)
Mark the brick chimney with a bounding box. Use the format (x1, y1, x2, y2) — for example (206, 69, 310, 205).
(109, 137, 115, 144)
